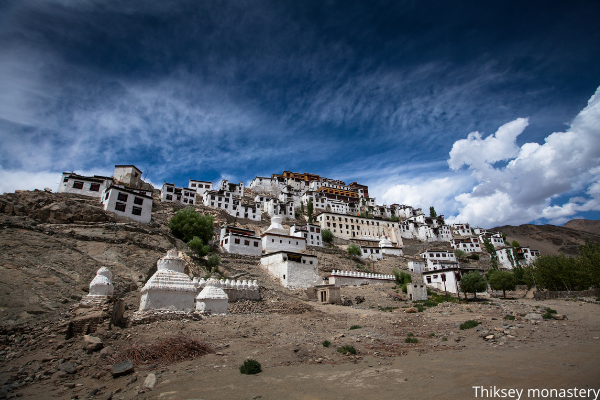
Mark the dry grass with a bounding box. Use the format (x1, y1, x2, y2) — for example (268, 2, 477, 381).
(113, 336, 213, 366)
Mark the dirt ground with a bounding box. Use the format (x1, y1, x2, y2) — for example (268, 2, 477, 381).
(2, 285, 599, 400)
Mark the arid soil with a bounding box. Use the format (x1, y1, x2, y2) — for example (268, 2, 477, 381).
(1, 191, 599, 400)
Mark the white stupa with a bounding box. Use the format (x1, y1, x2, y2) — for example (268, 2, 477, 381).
(139, 249, 197, 312)
(379, 235, 393, 248)
(81, 267, 114, 306)
(196, 278, 229, 314)
(263, 215, 288, 235)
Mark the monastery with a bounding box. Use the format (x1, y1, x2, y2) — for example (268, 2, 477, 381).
(59, 167, 540, 300)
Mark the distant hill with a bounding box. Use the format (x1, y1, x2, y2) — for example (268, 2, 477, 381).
(563, 219, 600, 236)
(494, 221, 600, 256)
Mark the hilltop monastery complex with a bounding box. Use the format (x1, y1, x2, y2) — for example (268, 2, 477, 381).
(57, 165, 539, 301)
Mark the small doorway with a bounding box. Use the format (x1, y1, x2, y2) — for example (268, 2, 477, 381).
(320, 291, 327, 302)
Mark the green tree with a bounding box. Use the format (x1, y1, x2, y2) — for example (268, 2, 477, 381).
(188, 236, 211, 257)
(488, 270, 517, 298)
(300, 202, 305, 216)
(307, 199, 314, 223)
(454, 249, 468, 259)
(347, 244, 362, 258)
(482, 236, 498, 270)
(206, 254, 220, 273)
(321, 229, 334, 245)
(460, 271, 488, 299)
(168, 207, 214, 243)
(390, 215, 399, 222)
(511, 240, 520, 248)
(429, 206, 437, 218)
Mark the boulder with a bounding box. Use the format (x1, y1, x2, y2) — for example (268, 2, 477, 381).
(59, 362, 77, 375)
(83, 335, 104, 352)
(523, 313, 543, 321)
(99, 346, 114, 359)
(552, 314, 566, 320)
(143, 373, 156, 390)
(112, 360, 134, 378)
(404, 307, 418, 313)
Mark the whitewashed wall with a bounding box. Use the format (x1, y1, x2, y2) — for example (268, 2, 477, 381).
(222, 234, 262, 256)
(262, 234, 306, 253)
(101, 188, 152, 223)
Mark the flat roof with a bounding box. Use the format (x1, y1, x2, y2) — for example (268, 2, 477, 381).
(261, 250, 316, 258)
(105, 185, 153, 199)
(114, 165, 142, 173)
(261, 232, 307, 240)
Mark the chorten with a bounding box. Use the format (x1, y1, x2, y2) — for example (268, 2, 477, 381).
(139, 249, 197, 311)
(81, 267, 114, 306)
(263, 215, 288, 235)
(196, 278, 229, 314)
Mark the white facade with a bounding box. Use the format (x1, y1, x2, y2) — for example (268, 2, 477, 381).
(515, 247, 539, 266)
(328, 270, 394, 287)
(220, 226, 262, 256)
(113, 165, 143, 188)
(260, 251, 319, 289)
(139, 250, 197, 311)
(101, 185, 153, 223)
(480, 232, 505, 249)
(496, 247, 516, 269)
(220, 179, 244, 197)
(452, 223, 472, 236)
(161, 183, 197, 205)
(290, 223, 323, 247)
(422, 268, 462, 294)
(262, 234, 306, 253)
(189, 179, 213, 196)
(57, 173, 112, 198)
(316, 212, 404, 246)
(360, 246, 384, 260)
(420, 250, 457, 269)
(407, 282, 427, 301)
(450, 237, 482, 253)
(408, 261, 426, 274)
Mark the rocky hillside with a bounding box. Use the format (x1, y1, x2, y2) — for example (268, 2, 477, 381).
(563, 219, 600, 236)
(495, 221, 600, 256)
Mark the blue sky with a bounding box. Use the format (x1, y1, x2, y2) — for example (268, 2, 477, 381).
(0, 0, 599, 228)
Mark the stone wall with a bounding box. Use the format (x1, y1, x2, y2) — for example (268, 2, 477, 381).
(534, 288, 600, 300)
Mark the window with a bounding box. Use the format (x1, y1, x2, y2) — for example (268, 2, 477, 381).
(104, 193, 109, 201)
(132, 206, 142, 216)
(235, 238, 240, 244)
(224, 238, 228, 244)
(90, 183, 100, 191)
(115, 202, 126, 212)
(63, 177, 69, 183)
(134, 197, 143, 205)
(244, 240, 250, 246)
(254, 242, 259, 247)
(73, 181, 84, 189)
(167, 187, 174, 193)
(309, 261, 313, 264)
(118, 192, 128, 202)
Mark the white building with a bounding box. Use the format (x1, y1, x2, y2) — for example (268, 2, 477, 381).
(496, 247, 515, 269)
(360, 246, 383, 260)
(261, 216, 306, 253)
(263, 198, 295, 220)
(219, 226, 262, 256)
(515, 246, 540, 266)
(408, 261, 426, 274)
(479, 232, 505, 249)
(450, 237, 482, 253)
(379, 235, 403, 256)
(422, 266, 485, 295)
(315, 212, 404, 246)
(113, 165, 144, 188)
(290, 223, 323, 247)
(328, 270, 394, 287)
(452, 223, 472, 236)
(220, 179, 244, 197)
(260, 251, 319, 289)
(101, 185, 153, 223)
(420, 250, 457, 269)
(189, 179, 213, 196)
(161, 183, 197, 205)
(57, 173, 113, 198)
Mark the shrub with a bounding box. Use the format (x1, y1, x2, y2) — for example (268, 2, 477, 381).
(469, 253, 480, 260)
(542, 307, 557, 319)
(321, 229, 334, 244)
(404, 337, 418, 343)
(322, 340, 331, 348)
(349, 325, 362, 330)
(188, 236, 211, 257)
(429, 333, 436, 337)
(239, 359, 262, 375)
(347, 244, 362, 257)
(442, 337, 448, 341)
(407, 333, 414, 337)
(168, 207, 214, 243)
(454, 249, 468, 259)
(504, 315, 516, 321)
(337, 345, 357, 355)
(206, 254, 220, 272)
(459, 320, 479, 330)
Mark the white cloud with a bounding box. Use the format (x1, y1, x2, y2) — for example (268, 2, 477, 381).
(379, 86, 600, 228)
